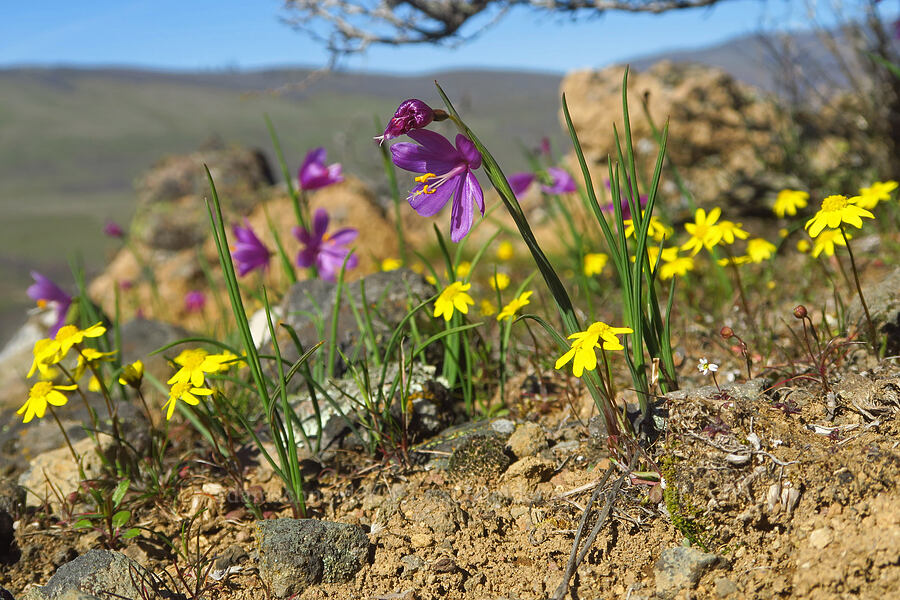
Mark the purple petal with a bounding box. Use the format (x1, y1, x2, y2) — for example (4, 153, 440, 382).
(327, 227, 358, 245)
(390, 141, 458, 175)
(296, 246, 318, 268)
(312, 209, 329, 239)
(301, 147, 327, 172)
(508, 173, 536, 198)
(541, 167, 577, 195)
(455, 134, 482, 170)
(409, 180, 455, 217)
(465, 171, 484, 216)
(28, 271, 70, 305)
(449, 175, 473, 243)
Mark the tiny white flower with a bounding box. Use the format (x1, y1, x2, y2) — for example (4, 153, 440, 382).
(698, 357, 718, 375)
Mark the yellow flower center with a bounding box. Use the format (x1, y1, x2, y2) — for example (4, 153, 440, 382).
(414, 173, 438, 195)
(31, 381, 53, 397)
(170, 381, 191, 397)
(821, 195, 848, 212)
(178, 350, 208, 369)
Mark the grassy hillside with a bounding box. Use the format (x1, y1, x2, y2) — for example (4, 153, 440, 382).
(0, 67, 565, 343)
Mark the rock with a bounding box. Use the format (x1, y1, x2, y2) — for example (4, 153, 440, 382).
(809, 526, 833, 549)
(29, 549, 155, 599)
(714, 576, 739, 597)
(560, 61, 786, 214)
(400, 554, 425, 578)
(0, 478, 22, 557)
(0, 315, 51, 413)
(18, 437, 105, 508)
(0, 586, 14, 600)
(654, 546, 724, 599)
(503, 456, 554, 484)
(505, 422, 547, 458)
(118, 317, 191, 385)
(275, 268, 436, 377)
(255, 518, 369, 597)
(846, 266, 900, 354)
(133, 144, 274, 249)
(447, 433, 512, 480)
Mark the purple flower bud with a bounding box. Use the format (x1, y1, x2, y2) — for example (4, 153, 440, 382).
(375, 99, 435, 145)
(539, 137, 551, 157)
(230, 220, 272, 277)
(184, 290, 206, 313)
(103, 220, 124, 238)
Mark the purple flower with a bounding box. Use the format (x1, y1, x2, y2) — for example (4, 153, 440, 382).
(391, 130, 484, 243)
(293, 209, 358, 282)
(507, 167, 577, 198)
(539, 137, 552, 157)
(894, 18, 900, 40)
(27, 271, 72, 337)
(230, 220, 272, 277)
(602, 179, 647, 219)
(375, 99, 434, 145)
(184, 291, 206, 313)
(103, 220, 124, 238)
(298, 148, 343, 190)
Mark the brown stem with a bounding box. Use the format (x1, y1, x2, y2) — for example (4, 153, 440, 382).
(49, 406, 80, 465)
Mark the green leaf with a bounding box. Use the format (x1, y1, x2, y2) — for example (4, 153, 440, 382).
(73, 518, 93, 529)
(123, 528, 141, 539)
(111, 510, 131, 529)
(111, 479, 130, 508)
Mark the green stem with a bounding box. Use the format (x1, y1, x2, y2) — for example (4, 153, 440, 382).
(840, 226, 878, 353)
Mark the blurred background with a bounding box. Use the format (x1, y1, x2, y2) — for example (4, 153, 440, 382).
(1, 0, 898, 343)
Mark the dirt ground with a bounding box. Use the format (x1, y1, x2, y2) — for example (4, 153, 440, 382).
(4, 349, 899, 599)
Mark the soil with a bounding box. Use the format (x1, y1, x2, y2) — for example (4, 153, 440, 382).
(3, 352, 898, 599)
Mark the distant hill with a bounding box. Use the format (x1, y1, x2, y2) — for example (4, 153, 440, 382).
(0, 66, 566, 343)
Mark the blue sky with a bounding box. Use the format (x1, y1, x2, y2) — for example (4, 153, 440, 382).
(0, 0, 893, 74)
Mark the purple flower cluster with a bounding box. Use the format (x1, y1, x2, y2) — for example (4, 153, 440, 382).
(184, 290, 206, 313)
(508, 167, 577, 198)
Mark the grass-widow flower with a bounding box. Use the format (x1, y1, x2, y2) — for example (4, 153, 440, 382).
(293, 208, 359, 282)
(391, 130, 484, 243)
(27, 271, 72, 338)
(103, 220, 125, 238)
(231, 220, 272, 276)
(375, 99, 436, 145)
(805, 194, 873, 237)
(184, 290, 206, 313)
(298, 148, 343, 190)
(433, 281, 474, 322)
(509, 167, 576, 198)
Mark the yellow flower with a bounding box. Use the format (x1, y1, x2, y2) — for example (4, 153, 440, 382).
(497, 291, 533, 321)
(856, 180, 897, 210)
(163, 381, 213, 420)
(53, 323, 107, 359)
(623, 213, 673, 243)
(659, 250, 694, 280)
(455, 261, 472, 279)
(489, 272, 510, 291)
(583, 253, 608, 277)
(555, 321, 633, 377)
(716, 255, 753, 267)
(425, 274, 437, 285)
(208, 350, 241, 373)
(119, 360, 144, 388)
(27, 338, 63, 378)
(773, 189, 809, 218)
(74, 347, 115, 381)
(496, 241, 514, 261)
(479, 299, 497, 317)
(796, 239, 811, 254)
(811, 229, 849, 258)
(381, 258, 402, 271)
(167, 348, 229, 387)
(87, 376, 102, 393)
(746, 238, 777, 263)
(17, 381, 78, 423)
(681, 207, 723, 256)
(805, 195, 873, 237)
(433, 281, 474, 322)
(778, 228, 789, 238)
(716, 221, 749, 245)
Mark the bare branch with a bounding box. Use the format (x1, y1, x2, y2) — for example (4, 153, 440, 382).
(281, 0, 734, 60)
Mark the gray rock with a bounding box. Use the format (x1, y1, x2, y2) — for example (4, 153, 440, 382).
(847, 266, 900, 354)
(654, 546, 725, 599)
(32, 549, 158, 600)
(0, 478, 24, 556)
(447, 433, 512, 480)
(400, 554, 425, 578)
(714, 576, 740, 597)
(255, 518, 369, 597)
(276, 268, 436, 377)
(118, 317, 191, 384)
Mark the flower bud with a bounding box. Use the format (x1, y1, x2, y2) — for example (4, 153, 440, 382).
(375, 99, 435, 145)
(793, 305, 808, 319)
(118, 360, 144, 389)
(720, 326, 734, 340)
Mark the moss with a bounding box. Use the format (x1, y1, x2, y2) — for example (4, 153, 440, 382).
(661, 456, 710, 551)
